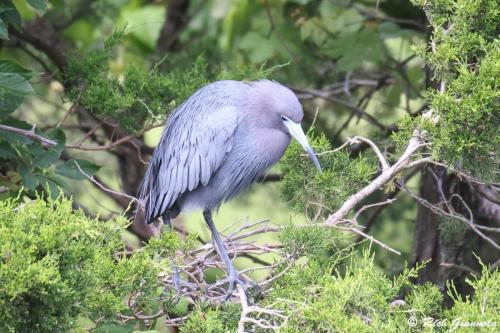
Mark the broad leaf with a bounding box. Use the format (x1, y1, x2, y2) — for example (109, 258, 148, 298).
(0, 94, 23, 117)
(0, 67, 34, 116)
(0, 60, 37, 80)
(0, 18, 7, 39)
(32, 149, 60, 168)
(240, 32, 275, 63)
(0, 141, 17, 159)
(56, 159, 100, 180)
(18, 164, 40, 189)
(323, 29, 384, 72)
(38, 175, 62, 198)
(27, 0, 47, 13)
(0, 1, 21, 29)
(0, 73, 33, 97)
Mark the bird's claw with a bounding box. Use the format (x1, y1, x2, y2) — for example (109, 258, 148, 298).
(222, 269, 260, 301)
(161, 268, 196, 303)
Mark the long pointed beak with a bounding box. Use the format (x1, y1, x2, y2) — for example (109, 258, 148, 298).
(284, 121, 322, 171)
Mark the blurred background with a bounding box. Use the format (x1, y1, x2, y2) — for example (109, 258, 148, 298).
(2, 0, 428, 277)
(2, 3, 498, 331)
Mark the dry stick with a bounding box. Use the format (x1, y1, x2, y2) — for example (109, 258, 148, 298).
(65, 133, 136, 151)
(399, 184, 500, 250)
(73, 160, 140, 206)
(346, 227, 401, 255)
(73, 120, 104, 145)
(353, 198, 397, 221)
(292, 86, 392, 132)
(0, 124, 57, 147)
(326, 130, 423, 226)
(348, 136, 390, 170)
(56, 103, 77, 128)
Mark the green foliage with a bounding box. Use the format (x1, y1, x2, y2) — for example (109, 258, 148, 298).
(0, 197, 169, 333)
(408, 0, 499, 180)
(280, 223, 349, 260)
(0, 125, 100, 199)
(64, 31, 210, 133)
(64, 31, 278, 134)
(179, 250, 496, 332)
(446, 264, 500, 326)
(0, 0, 21, 39)
(281, 134, 377, 215)
(181, 251, 498, 332)
(179, 304, 241, 333)
(437, 216, 469, 244)
(0, 59, 34, 117)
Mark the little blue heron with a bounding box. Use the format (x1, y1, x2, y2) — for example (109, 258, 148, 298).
(139, 80, 321, 298)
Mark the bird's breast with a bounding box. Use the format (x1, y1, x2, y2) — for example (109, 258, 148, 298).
(249, 128, 291, 167)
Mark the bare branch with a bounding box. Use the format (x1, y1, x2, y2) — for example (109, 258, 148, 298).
(0, 124, 57, 147)
(326, 130, 424, 225)
(399, 184, 500, 250)
(292, 86, 396, 133)
(65, 134, 136, 151)
(74, 160, 140, 206)
(354, 198, 397, 221)
(348, 136, 390, 170)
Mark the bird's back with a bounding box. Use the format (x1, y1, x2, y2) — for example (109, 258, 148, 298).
(139, 81, 249, 223)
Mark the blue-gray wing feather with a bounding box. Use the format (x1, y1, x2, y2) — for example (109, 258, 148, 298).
(139, 84, 240, 223)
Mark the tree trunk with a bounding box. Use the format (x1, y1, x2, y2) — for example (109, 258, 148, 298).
(412, 166, 500, 303)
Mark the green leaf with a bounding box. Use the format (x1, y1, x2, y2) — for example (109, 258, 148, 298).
(0, 60, 37, 80)
(55, 159, 100, 180)
(239, 32, 275, 63)
(0, 18, 7, 39)
(0, 68, 33, 116)
(323, 29, 384, 72)
(18, 164, 39, 189)
(38, 175, 61, 198)
(0, 1, 21, 29)
(0, 141, 17, 159)
(0, 94, 23, 117)
(27, 0, 47, 13)
(32, 149, 59, 168)
(321, 7, 363, 34)
(0, 73, 33, 96)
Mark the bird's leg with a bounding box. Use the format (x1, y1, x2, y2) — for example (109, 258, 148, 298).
(203, 209, 257, 300)
(161, 212, 194, 298)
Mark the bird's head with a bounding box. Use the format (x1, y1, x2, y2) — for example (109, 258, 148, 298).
(248, 80, 322, 171)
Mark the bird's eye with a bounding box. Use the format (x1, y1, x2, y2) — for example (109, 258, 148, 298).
(281, 115, 288, 121)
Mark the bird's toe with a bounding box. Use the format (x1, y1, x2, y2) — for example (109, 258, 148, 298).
(221, 270, 259, 301)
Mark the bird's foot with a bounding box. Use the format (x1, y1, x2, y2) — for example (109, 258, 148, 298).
(161, 267, 196, 302)
(220, 268, 260, 301)
(173, 277, 197, 295)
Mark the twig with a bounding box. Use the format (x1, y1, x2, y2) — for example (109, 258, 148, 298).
(353, 198, 397, 221)
(292, 86, 395, 133)
(399, 184, 500, 250)
(74, 161, 140, 205)
(348, 136, 390, 170)
(326, 130, 424, 225)
(56, 103, 77, 128)
(0, 124, 57, 147)
(349, 227, 401, 255)
(66, 134, 136, 151)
